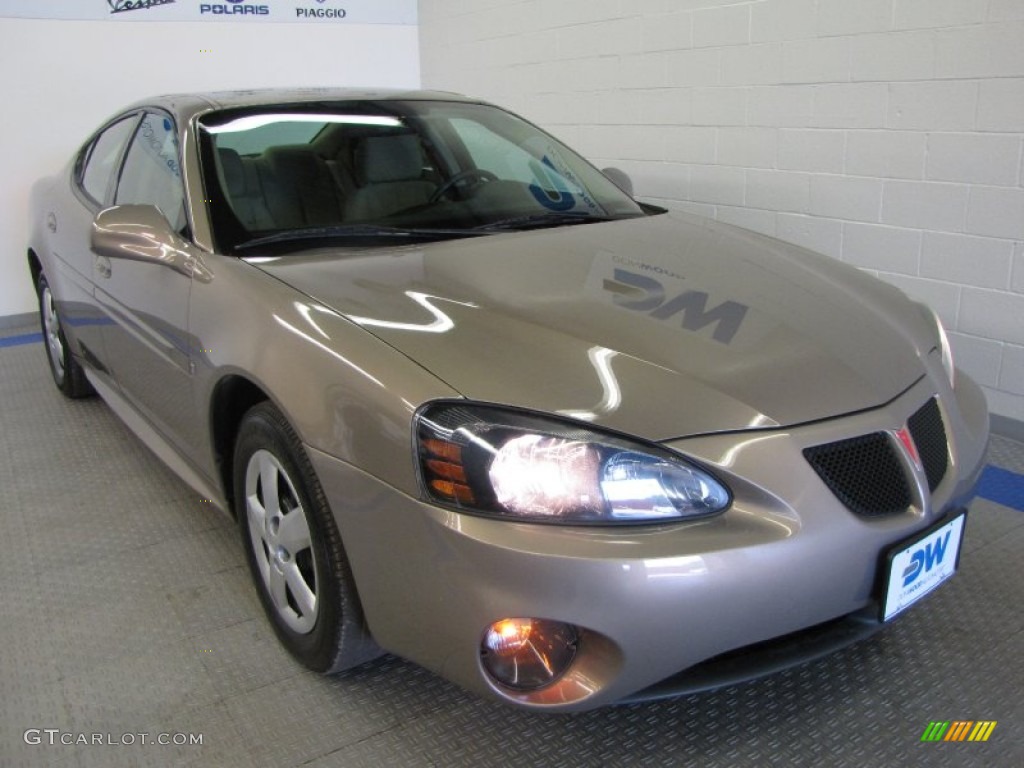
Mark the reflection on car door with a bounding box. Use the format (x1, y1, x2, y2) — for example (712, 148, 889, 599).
(94, 111, 200, 455)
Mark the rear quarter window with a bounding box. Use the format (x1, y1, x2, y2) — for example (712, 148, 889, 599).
(115, 112, 188, 233)
(80, 115, 139, 205)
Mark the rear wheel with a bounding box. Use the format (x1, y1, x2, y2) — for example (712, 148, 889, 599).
(234, 401, 379, 672)
(37, 274, 93, 398)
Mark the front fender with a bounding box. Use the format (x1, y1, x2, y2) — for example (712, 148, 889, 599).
(190, 255, 460, 496)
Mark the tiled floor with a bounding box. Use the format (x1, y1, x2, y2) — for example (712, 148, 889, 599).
(1, 329, 1022, 767)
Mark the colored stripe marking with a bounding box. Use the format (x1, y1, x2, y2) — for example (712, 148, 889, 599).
(977, 465, 1024, 512)
(945, 721, 973, 741)
(921, 721, 950, 742)
(0, 332, 43, 348)
(969, 721, 997, 742)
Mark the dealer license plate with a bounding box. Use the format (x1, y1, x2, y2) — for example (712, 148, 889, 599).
(881, 512, 966, 622)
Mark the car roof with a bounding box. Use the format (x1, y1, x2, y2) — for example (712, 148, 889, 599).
(120, 88, 486, 123)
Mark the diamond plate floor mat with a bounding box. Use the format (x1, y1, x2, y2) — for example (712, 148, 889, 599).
(1, 341, 1021, 767)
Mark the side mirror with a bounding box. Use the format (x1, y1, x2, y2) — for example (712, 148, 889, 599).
(602, 167, 634, 198)
(91, 204, 194, 278)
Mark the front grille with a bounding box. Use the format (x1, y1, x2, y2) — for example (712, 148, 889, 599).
(907, 397, 949, 492)
(804, 433, 911, 517)
(804, 397, 951, 517)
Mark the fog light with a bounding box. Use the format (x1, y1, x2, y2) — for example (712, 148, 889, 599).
(481, 618, 578, 690)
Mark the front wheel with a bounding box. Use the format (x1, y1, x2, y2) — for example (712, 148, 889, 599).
(234, 401, 379, 673)
(37, 274, 93, 398)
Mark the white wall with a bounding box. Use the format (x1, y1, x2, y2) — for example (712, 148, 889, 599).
(0, 17, 420, 320)
(420, 0, 1024, 424)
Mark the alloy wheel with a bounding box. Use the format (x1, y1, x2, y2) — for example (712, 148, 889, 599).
(244, 449, 319, 634)
(41, 285, 65, 381)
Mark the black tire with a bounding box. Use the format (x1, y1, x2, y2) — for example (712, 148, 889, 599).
(37, 274, 93, 399)
(234, 401, 380, 673)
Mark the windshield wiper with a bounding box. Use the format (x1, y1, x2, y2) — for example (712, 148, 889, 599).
(475, 211, 616, 232)
(235, 224, 488, 252)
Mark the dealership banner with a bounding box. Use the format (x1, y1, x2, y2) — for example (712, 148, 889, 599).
(0, 0, 416, 24)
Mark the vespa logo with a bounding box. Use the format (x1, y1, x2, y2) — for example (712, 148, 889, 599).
(603, 268, 749, 345)
(108, 0, 176, 13)
(902, 531, 952, 587)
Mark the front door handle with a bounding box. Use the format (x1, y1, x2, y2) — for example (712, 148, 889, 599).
(95, 255, 112, 279)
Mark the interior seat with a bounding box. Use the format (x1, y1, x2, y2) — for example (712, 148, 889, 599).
(344, 134, 435, 221)
(260, 145, 346, 228)
(216, 148, 276, 231)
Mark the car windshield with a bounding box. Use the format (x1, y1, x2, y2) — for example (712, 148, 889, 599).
(197, 100, 648, 253)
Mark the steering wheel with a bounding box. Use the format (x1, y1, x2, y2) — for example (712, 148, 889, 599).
(430, 169, 499, 203)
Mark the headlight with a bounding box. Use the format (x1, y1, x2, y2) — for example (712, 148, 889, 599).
(414, 402, 731, 524)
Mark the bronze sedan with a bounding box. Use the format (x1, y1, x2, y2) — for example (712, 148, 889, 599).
(27, 90, 988, 711)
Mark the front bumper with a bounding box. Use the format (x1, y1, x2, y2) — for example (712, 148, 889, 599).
(309, 371, 989, 712)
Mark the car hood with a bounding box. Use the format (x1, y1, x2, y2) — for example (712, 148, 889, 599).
(249, 212, 934, 440)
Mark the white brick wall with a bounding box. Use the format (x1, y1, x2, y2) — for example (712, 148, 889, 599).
(421, 0, 1024, 423)
(843, 223, 921, 274)
(926, 134, 1021, 186)
(778, 129, 844, 173)
(846, 131, 926, 178)
(881, 181, 969, 232)
(920, 233, 1014, 289)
